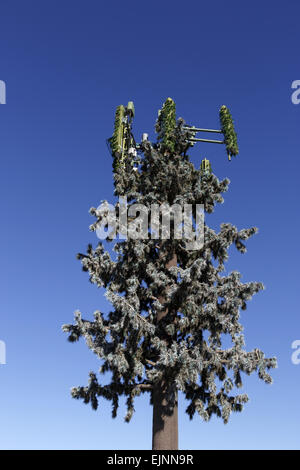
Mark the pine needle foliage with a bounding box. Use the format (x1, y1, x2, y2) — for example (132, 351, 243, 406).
(155, 98, 177, 154)
(63, 98, 276, 426)
(219, 105, 239, 159)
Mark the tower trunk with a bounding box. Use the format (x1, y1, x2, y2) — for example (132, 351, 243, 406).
(152, 252, 178, 450)
(152, 382, 178, 450)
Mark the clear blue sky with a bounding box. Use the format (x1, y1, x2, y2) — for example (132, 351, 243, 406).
(0, 0, 299, 450)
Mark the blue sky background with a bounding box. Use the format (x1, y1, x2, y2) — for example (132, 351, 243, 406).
(0, 0, 299, 450)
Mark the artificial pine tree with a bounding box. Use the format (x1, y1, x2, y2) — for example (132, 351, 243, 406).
(62, 98, 277, 450)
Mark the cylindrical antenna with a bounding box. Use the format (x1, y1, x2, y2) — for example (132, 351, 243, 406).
(183, 126, 222, 134)
(188, 137, 224, 144)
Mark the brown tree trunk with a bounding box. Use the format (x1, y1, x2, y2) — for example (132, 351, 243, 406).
(152, 253, 178, 450)
(152, 382, 178, 450)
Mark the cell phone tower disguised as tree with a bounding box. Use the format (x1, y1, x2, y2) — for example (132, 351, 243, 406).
(62, 98, 277, 450)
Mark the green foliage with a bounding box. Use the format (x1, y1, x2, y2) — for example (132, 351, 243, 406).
(155, 98, 177, 153)
(110, 103, 140, 183)
(219, 105, 239, 160)
(110, 105, 125, 167)
(200, 158, 212, 178)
